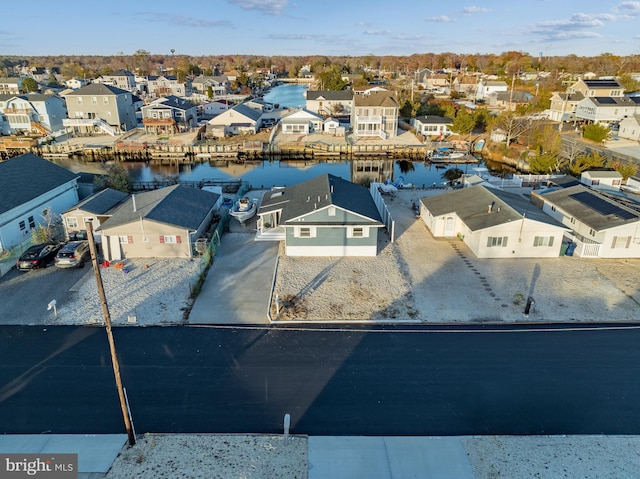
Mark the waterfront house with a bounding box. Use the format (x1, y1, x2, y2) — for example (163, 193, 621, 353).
(98, 185, 219, 261)
(305, 90, 353, 117)
(532, 184, 640, 258)
(206, 102, 262, 137)
(420, 185, 568, 259)
(141, 95, 198, 135)
(411, 115, 452, 139)
(256, 174, 384, 257)
(61, 188, 128, 244)
(0, 93, 66, 136)
(95, 69, 137, 92)
(279, 109, 324, 134)
(351, 91, 399, 139)
(579, 170, 623, 192)
(62, 83, 137, 136)
(0, 153, 79, 253)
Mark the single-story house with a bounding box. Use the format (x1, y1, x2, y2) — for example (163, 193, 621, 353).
(98, 185, 220, 260)
(280, 109, 324, 135)
(618, 115, 640, 142)
(256, 174, 384, 256)
(411, 115, 452, 138)
(323, 117, 342, 135)
(532, 184, 640, 258)
(206, 102, 262, 137)
(0, 154, 79, 253)
(420, 185, 568, 259)
(62, 188, 128, 242)
(580, 170, 623, 192)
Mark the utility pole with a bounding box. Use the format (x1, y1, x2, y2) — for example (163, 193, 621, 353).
(85, 222, 136, 446)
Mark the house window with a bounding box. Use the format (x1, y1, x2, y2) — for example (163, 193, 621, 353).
(612, 236, 630, 249)
(550, 205, 557, 212)
(28, 216, 35, 229)
(161, 235, 178, 244)
(591, 179, 600, 185)
(83, 217, 95, 225)
(352, 227, 364, 237)
(487, 236, 508, 247)
(91, 96, 97, 104)
(295, 226, 316, 238)
(66, 217, 78, 228)
(19, 221, 26, 231)
(119, 235, 132, 244)
(77, 97, 83, 104)
(104, 97, 109, 104)
(589, 229, 596, 236)
(328, 206, 336, 217)
(612, 180, 621, 186)
(570, 217, 576, 224)
(347, 226, 368, 238)
(533, 236, 554, 247)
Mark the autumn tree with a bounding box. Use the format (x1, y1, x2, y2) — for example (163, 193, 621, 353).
(568, 151, 606, 176)
(95, 165, 133, 193)
(608, 160, 638, 181)
(492, 111, 531, 145)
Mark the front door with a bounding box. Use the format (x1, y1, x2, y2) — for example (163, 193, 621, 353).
(444, 216, 455, 236)
(108, 235, 122, 261)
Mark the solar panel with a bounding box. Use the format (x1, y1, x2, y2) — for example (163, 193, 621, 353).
(571, 191, 637, 220)
(594, 97, 616, 104)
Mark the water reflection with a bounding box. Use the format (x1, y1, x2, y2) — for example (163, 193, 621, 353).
(53, 156, 490, 190)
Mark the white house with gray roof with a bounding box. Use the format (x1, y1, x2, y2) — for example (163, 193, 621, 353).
(411, 115, 452, 138)
(256, 174, 384, 256)
(574, 96, 640, 124)
(305, 90, 353, 116)
(279, 109, 324, 134)
(0, 154, 79, 254)
(95, 69, 137, 92)
(420, 186, 568, 259)
(98, 185, 220, 260)
(532, 184, 640, 258)
(206, 102, 263, 137)
(579, 170, 623, 192)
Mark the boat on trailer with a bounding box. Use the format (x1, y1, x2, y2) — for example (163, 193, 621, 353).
(230, 197, 257, 223)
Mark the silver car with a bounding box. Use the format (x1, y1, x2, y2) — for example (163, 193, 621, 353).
(54, 241, 90, 269)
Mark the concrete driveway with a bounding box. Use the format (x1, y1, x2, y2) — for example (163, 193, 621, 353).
(188, 231, 279, 325)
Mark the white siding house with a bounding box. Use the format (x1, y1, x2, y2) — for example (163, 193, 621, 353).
(420, 186, 568, 259)
(0, 154, 79, 253)
(580, 171, 623, 192)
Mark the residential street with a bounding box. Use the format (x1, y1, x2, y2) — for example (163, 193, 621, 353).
(2, 324, 640, 436)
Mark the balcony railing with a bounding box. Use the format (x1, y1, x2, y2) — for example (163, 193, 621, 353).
(357, 115, 382, 124)
(4, 107, 32, 114)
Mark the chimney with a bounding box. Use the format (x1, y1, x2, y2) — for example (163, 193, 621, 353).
(132, 194, 137, 212)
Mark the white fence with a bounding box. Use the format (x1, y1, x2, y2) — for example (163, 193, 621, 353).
(370, 183, 395, 242)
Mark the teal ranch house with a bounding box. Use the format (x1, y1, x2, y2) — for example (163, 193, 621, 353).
(256, 174, 384, 256)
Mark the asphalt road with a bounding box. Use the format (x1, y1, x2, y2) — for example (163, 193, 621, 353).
(1, 325, 640, 436)
(0, 263, 91, 324)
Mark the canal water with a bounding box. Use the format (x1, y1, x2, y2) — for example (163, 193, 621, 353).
(55, 156, 489, 190)
(263, 83, 308, 108)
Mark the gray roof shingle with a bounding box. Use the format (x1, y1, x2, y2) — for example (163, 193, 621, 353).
(65, 188, 128, 215)
(99, 185, 220, 231)
(421, 185, 566, 231)
(0, 154, 78, 215)
(259, 174, 383, 224)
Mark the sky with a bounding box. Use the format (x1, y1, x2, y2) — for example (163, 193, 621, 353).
(2, 0, 640, 58)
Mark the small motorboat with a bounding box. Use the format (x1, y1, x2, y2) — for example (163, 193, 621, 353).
(229, 197, 257, 223)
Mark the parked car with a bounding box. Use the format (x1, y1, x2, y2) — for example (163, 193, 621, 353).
(54, 241, 90, 269)
(16, 243, 63, 271)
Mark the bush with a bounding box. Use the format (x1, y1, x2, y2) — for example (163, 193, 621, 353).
(582, 123, 609, 143)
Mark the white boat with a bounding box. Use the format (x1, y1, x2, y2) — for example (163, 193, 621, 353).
(229, 197, 257, 223)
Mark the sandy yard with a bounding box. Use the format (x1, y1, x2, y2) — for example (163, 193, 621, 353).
(271, 189, 640, 323)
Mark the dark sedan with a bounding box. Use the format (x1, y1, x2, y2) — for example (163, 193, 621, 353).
(16, 243, 63, 271)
